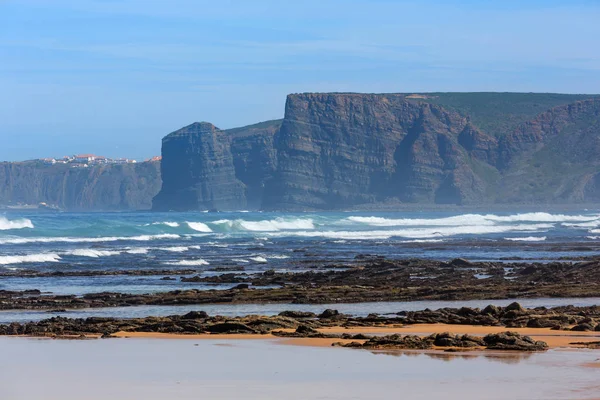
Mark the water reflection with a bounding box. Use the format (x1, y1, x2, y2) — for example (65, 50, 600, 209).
(369, 349, 534, 364)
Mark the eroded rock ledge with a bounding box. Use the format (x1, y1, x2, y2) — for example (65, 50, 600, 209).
(1, 303, 598, 348)
(3, 257, 600, 311)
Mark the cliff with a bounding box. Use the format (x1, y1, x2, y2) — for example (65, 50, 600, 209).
(152, 121, 280, 211)
(263, 93, 492, 209)
(154, 92, 600, 211)
(0, 161, 161, 211)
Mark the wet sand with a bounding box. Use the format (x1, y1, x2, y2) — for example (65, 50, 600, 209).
(113, 323, 600, 349)
(1, 336, 599, 400)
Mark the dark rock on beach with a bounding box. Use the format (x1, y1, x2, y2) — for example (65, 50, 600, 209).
(5, 257, 600, 310)
(483, 332, 549, 351)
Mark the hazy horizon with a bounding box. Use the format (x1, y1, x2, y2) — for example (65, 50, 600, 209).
(2, 0, 600, 161)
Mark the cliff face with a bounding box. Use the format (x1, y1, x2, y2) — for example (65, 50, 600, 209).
(0, 161, 161, 211)
(229, 121, 279, 210)
(496, 99, 600, 203)
(154, 92, 600, 211)
(152, 122, 245, 211)
(262, 93, 496, 209)
(152, 120, 280, 211)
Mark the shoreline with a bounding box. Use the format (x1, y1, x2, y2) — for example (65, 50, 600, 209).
(4, 256, 600, 311)
(111, 324, 600, 349)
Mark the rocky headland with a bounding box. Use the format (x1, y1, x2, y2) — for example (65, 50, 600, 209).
(153, 92, 600, 211)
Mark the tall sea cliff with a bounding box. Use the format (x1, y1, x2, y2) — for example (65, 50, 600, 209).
(154, 92, 600, 211)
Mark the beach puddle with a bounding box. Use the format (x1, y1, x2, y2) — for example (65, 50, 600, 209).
(0, 337, 599, 400)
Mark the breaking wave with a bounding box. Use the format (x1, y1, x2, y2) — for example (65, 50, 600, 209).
(348, 213, 600, 227)
(145, 221, 180, 228)
(186, 222, 213, 233)
(64, 249, 122, 257)
(0, 233, 180, 245)
(211, 218, 314, 232)
(266, 223, 553, 240)
(166, 259, 209, 266)
(126, 247, 149, 254)
(249, 256, 268, 263)
(266, 254, 290, 259)
(0, 253, 61, 265)
(158, 246, 189, 252)
(0, 217, 34, 230)
(504, 236, 547, 242)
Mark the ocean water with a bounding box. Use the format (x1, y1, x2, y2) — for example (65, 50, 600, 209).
(1, 210, 600, 298)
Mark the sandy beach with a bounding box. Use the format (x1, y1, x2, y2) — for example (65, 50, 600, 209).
(112, 323, 600, 349)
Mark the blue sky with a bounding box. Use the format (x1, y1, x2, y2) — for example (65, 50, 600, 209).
(1, 0, 599, 161)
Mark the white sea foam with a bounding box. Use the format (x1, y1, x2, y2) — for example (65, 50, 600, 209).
(485, 212, 600, 223)
(249, 256, 268, 263)
(211, 218, 314, 232)
(145, 221, 180, 228)
(0, 233, 180, 245)
(266, 223, 553, 240)
(347, 213, 599, 227)
(186, 222, 213, 233)
(0, 253, 61, 265)
(266, 255, 290, 259)
(232, 259, 250, 263)
(586, 236, 600, 240)
(504, 236, 547, 242)
(158, 246, 189, 252)
(347, 215, 494, 227)
(562, 220, 600, 228)
(0, 217, 34, 230)
(399, 239, 446, 243)
(126, 247, 149, 254)
(166, 259, 209, 266)
(64, 249, 122, 257)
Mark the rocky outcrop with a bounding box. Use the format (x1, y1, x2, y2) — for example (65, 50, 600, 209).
(0, 161, 161, 211)
(152, 122, 246, 211)
(6, 257, 600, 310)
(153, 120, 280, 211)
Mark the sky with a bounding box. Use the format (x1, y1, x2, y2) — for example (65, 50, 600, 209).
(1, 0, 600, 161)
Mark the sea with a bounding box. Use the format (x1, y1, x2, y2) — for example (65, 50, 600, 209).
(2, 209, 600, 322)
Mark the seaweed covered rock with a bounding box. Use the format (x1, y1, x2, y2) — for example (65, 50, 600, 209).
(483, 331, 548, 351)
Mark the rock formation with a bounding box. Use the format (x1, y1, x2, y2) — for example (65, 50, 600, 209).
(153, 120, 280, 211)
(155, 92, 600, 211)
(151, 122, 246, 211)
(263, 93, 494, 209)
(4, 92, 600, 211)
